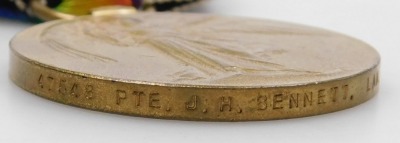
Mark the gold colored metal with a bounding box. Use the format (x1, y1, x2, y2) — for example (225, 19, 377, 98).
(9, 13, 380, 121)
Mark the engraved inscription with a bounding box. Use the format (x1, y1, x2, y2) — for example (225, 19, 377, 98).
(318, 89, 326, 104)
(58, 79, 67, 96)
(116, 90, 126, 105)
(133, 91, 145, 106)
(257, 95, 268, 110)
(273, 94, 284, 109)
(114, 89, 163, 109)
(35, 72, 364, 116)
(109, 83, 354, 113)
(38, 74, 44, 88)
(289, 93, 299, 109)
(186, 95, 198, 110)
(37, 73, 357, 115)
(220, 97, 232, 112)
(47, 76, 54, 91)
(330, 87, 338, 102)
(70, 83, 79, 97)
(34, 70, 371, 117)
(84, 85, 94, 99)
(37, 74, 94, 100)
(304, 92, 313, 107)
(255, 84, 351, 110)
(342, 85, 349, 100)
(149, 93, 161, 108)
(367, 72, 379, 92)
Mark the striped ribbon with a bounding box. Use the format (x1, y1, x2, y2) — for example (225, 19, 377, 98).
(0, 0, 199, 22)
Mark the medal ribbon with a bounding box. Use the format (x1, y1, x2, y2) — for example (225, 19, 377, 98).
(0, 0, 199, 21)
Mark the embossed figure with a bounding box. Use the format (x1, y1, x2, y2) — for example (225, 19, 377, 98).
(41, 14, 321, 82)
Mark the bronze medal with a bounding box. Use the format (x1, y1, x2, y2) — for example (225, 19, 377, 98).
(10, 13, 380, 121)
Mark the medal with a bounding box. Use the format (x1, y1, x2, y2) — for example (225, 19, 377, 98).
(6, 0, 380, 121)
